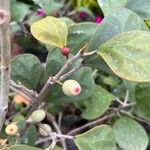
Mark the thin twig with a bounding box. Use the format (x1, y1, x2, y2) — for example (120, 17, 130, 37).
(19, 48, 97, 139)
(36, 132, 74, 145)
(59, 63, 83, 81)
(46, 112, 68, 150)
(10, 80, 37, 101)
(67, 113, 116, 135)
(28, 48, 97, 113)
(67, 102, 136, 135)
(58, 113, 62, 128)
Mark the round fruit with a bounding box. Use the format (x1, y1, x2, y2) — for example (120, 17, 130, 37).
(61, 47, 70, 56)
(39, 124, 52, 137)
(26, 109, 46, 123)
(62, 80, 81, 97)
(5, 123, 18, 136)
(13, 94, 30, 105)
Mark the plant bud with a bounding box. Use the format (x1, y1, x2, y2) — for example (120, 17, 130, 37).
(26, 109, 46, 123)
(61, 47, 70, 56)
(62, 80, 81, 97)
(5, 123, 18, 136)
(39, 123, 52, 137)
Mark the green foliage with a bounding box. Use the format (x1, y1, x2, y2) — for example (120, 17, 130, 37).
(11, 0, 31, 22)
(6, 1, 150, 149)
(135, 83, 150, 120)
(88, 8, 148, 51)
(74, 125, 116, 150)
(98, 0, 127, 16)
(67, 23, 97, 54)
(45, 50, 95, 102)
(3, 145, 42, 150)
(11, 54, 43, 90)
(98, 0, 150, 20)
(31, 16, 68, 48)
(98, 30, 150, 82)
(113, 117, 149, 150)
(85, 8, 148, 72)
(21, 125, 38, 145)
(79, 85, 115, 120)
(32, 0, 63, 14)
(126, 0, 150, 20)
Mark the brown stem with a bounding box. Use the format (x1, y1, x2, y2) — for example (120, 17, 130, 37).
(67, 102, 136, 136)
(28, 49, 97, 113)
(10, 80, 37, 101)
(67, 113, 116, 135)
(0, 1, 11, 133)
(46, 112, 67, 150)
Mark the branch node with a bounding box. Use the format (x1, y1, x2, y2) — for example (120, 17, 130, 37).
(0, 9, 10, 25)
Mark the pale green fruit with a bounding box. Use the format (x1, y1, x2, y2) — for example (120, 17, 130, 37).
(39, 123, 52, 137)
(5, 123, 18, 136)
(62, 80, 81, 97)
(26, 109, 46, 123)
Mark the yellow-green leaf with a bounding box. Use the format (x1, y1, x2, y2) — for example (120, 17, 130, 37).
(31, 16, 68, 48)
(98, 30, 150, 82)
(3, 144, 42, 150)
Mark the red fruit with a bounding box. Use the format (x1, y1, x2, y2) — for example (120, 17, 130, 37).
(61, 47, 70, 56)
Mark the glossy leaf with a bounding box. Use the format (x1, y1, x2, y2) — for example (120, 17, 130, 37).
(98, 30, 150, 82)
(75, 125, 116, 150)
(81, 85, 115, 120)
(98, 0, 150, 20)
(97, 0, 127, 15)
(31, 16, 68, 48)
(135, 83, 150, 120)
(113, 117, 148, 150)
(88, 8, 148, 52)
(11, 54, 43, 90)
(85, 8, 148, 73)
(126, 0, 150, 20)
(21, 125, 38, 145)
(3, 145, 42, 150)
(67, 23, 97, 54)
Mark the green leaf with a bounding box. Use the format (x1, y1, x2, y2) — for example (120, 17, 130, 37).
(68, 23, 97, 54)
(54, 146, 62, 150)
(135, 83, 150, 120)
(98, 0, 150, 20)
(11, 0, 31, 22)
(88, 8, 148, 52)
(80, 85, 115, 120)
(11, 54, 43, 90)
(11, 22, 21, 33)
(85, 8, 148, 73)
(97, 0, 127, 15)
(3, 145, 41, 150)
(113, 117, 149, 150)
(98, 30, 150, 82)
(60, 17, 75, 28)
(32, 0, 63, 14)
(74, 125, 116, 150)
(31, 16, 68, 48)
(45, 49, 95, 103)
(21, 125, 38, 145)
(126, 0, 150, 20)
